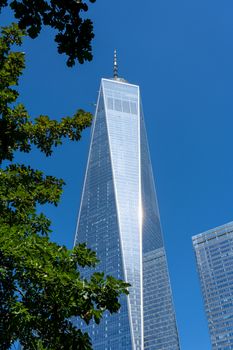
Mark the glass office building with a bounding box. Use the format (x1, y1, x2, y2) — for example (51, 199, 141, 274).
(74, 69, 180, 349)
(193, 221, 233, 349)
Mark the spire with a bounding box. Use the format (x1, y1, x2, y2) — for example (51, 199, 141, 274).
(113, 49, 118, 79)
(112, 49, 127, 82)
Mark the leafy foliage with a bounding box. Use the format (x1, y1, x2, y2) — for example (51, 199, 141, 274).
(0, 23, 93, 162)
(0, 0, 96, 67)
(0, 23, 129, 350)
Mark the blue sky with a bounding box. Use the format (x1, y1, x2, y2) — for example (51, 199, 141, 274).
(2, 0, 233, 349)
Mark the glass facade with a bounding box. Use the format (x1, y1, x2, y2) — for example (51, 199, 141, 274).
(74, 77, 180, 349)
(140, 103, 179, 350)
(193, 222, 233, 350)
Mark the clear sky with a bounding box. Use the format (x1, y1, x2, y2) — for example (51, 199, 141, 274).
(2, 1, 233, 349)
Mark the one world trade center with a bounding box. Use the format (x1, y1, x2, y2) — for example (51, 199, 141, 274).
(74, 52, 180, 350)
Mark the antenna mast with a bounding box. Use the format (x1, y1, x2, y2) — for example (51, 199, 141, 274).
(113, 49, 118, 79)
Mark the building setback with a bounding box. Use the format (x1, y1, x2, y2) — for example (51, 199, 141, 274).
(74, 55, 180, 350)
(193, 221, 233, 350)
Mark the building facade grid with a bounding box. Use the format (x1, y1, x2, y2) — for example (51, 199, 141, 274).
(74, 77, 180, 350)
(193, 221, 233, 350)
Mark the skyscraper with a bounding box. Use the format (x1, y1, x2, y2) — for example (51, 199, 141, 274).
(193, 221, 233, 349)
(74, 53, 180, 350)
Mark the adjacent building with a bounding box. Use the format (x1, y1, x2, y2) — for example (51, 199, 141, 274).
(193, 221, 233, 350)
(74, 53, 180, 349)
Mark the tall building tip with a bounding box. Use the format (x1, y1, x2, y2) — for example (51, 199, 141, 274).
(112, 49, 127, 82)
(113, 49, 118, 79)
